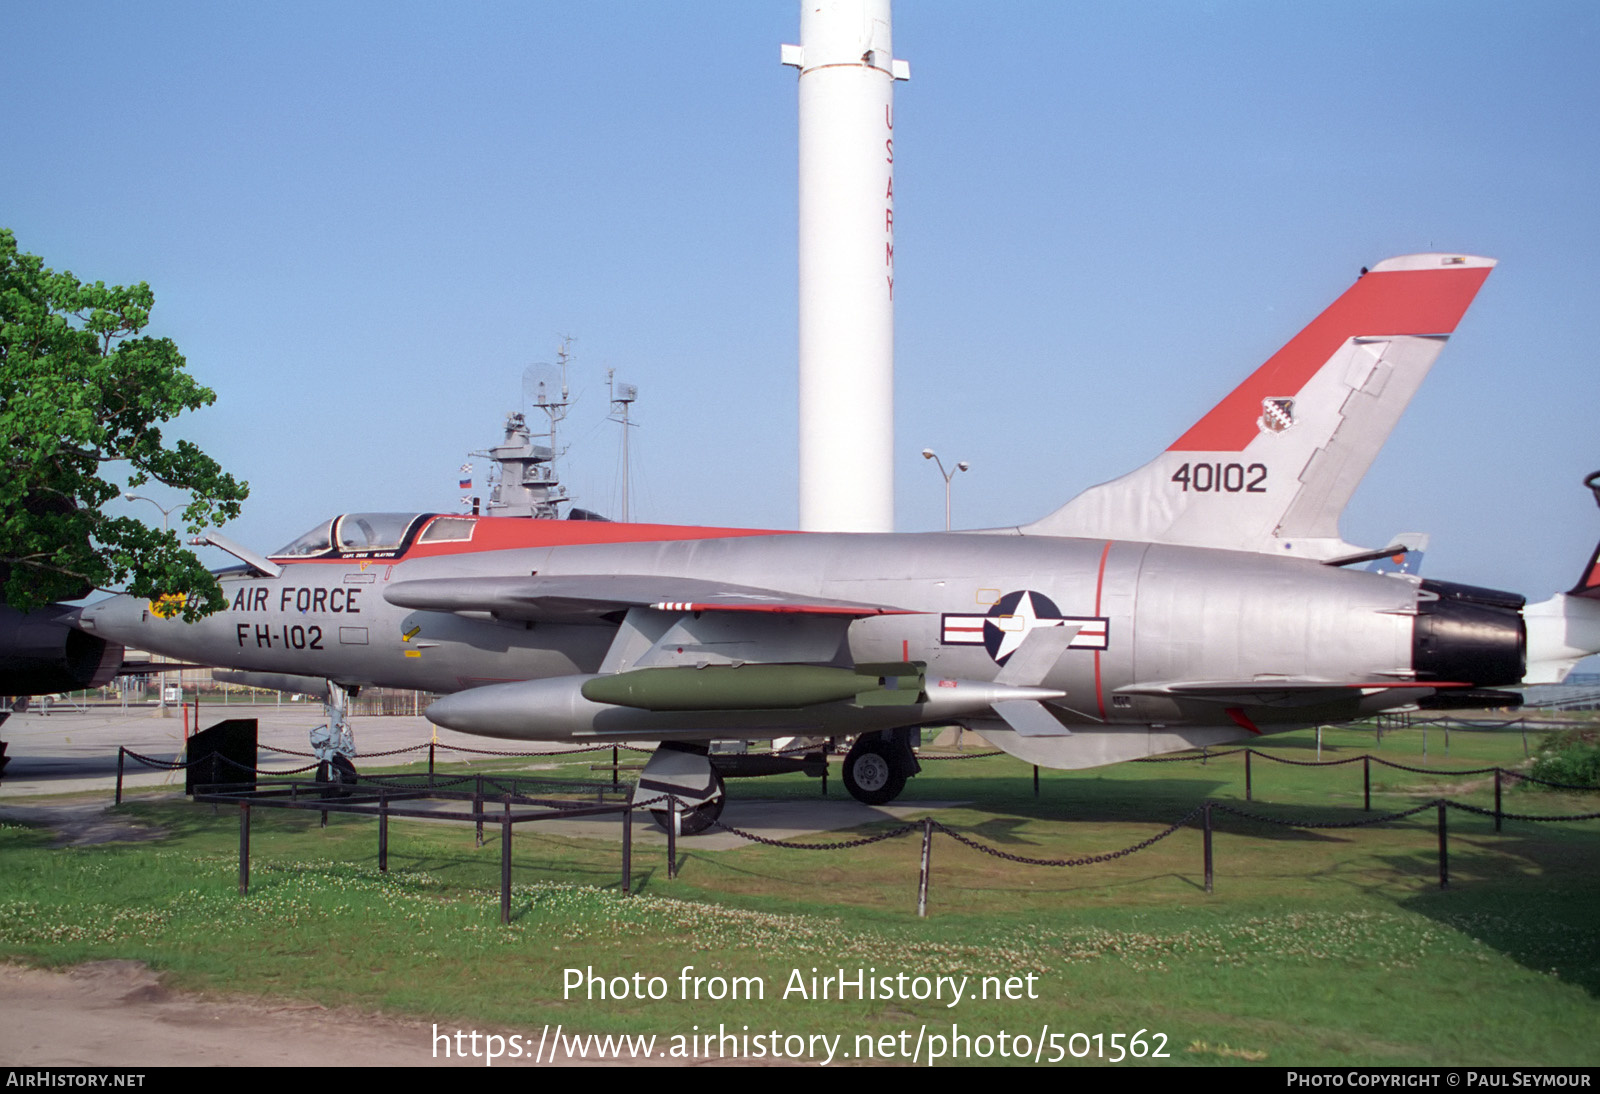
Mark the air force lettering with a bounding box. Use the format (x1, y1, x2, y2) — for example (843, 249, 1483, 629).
(940, 590, 1109, 665)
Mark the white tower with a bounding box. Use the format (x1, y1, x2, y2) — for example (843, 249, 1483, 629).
(783, 1, 910, 533)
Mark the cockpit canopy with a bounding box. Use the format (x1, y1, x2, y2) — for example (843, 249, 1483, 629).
(268, 509, 601, 562)
(271, 513, 432, 560)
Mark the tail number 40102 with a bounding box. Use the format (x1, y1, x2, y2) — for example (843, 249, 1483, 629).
(1171, 462, 1266, 493)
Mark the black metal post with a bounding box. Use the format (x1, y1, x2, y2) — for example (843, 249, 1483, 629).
(621, 803, 632, 894)
(1494, 768, 1503, 833)
(428, 740, 435, 783)
(378, 790, 389, 872)
(1245, 749, 1253, 802)
(917, 817, 933, 917)
(475, 775, 484, 847)
(611, 745, 619, 790)
(1033, 765, 1039, 797)
(239, 802, 251, 895)
(500, 797, 513, 925)
(666, 796, 678, 880)
(1203, 801, 1214, 894)
(1437, 801, 1449, 890)
(1363, 755, 1371, 812)
(115, 748, 125, 806)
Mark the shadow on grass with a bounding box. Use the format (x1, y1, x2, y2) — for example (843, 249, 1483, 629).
(1394, 829, 1600, 998)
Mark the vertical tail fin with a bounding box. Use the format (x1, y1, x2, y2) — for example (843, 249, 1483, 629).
(1023, 254, 1495, 558)
(1571, 472, 1600, 601)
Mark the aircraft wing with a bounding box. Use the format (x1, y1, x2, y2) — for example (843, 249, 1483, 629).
(384, 574, 917, 623)
(1117, 679, 1465, 708)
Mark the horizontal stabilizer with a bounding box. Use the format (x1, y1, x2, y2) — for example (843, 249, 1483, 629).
(1363, 532, 1428, 575)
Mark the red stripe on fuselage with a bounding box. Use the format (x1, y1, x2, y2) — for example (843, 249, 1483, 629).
(673, 602, 916, 616)
(1093, 539, 1112, 720)
(1169, 265, 1492, 453)
(275, 518, 793, 564)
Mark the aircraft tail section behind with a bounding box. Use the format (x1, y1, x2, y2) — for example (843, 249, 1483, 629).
(1573, 473, 1600, 602)
(1522, 472, 1600, 684)
(1022, 255, 1495, 559)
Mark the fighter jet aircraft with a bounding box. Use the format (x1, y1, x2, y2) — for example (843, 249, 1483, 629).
(6, 253, 1600, 831)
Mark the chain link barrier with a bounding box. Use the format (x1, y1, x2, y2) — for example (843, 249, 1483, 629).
(1249, 752, 1365, 768)
(139, 721, 1600, 917)
(121, 747, 320, 777)
(1436, 799, 1600, 824)
(1364, 757, 1499, 776)
(1498, 769, 1600, 792)
(709, 818, 920, 850)
(1132, 749, 1245, 763)
(929, 809, 1204, 866)
(260, 742, 428, 759)
(1109, 743, 1600, 786)
(1213, 799, 1440, 829)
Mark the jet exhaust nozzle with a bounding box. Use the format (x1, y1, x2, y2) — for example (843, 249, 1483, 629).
(0, 604, 123, 695)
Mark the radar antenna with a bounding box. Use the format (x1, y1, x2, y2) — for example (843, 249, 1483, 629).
(468, 337, 577, 519)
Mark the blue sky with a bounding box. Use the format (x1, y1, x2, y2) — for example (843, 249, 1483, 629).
(4, 1, 1597, 604)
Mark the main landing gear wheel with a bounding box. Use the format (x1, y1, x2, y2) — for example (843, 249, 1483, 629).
(651, 769, 726, 836)
(843, 735, 908, 805)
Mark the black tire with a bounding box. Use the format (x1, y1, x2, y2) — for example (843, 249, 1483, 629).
(315, 754, 358, 798)
(842, 737, 907, 805)
(651, 796, 724, 836)
(650, 770, 725, 836)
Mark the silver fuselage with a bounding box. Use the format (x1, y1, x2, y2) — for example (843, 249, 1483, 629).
(79, 528, 1420, 745)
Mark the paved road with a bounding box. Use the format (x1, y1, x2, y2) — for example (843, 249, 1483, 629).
(0, 702, 594, 797)
(0, 703, 957, 847)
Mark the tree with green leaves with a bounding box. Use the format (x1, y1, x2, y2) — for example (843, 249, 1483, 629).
(0, 229, 247, 620)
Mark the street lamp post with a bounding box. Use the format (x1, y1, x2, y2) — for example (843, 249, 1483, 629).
(921, 449, 969, 531)
(123, 494, 176, 532)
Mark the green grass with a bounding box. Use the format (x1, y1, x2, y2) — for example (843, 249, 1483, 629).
(3, 725, 1598, 1065)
